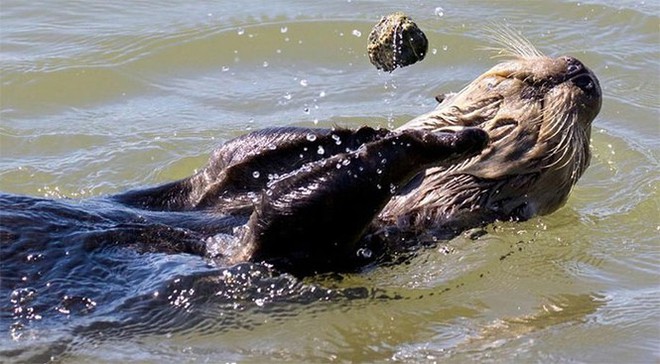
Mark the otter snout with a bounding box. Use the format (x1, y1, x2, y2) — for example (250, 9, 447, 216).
(559, 56, 602, 97)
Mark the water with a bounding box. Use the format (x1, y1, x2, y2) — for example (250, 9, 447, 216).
(1, 0, 658, 362)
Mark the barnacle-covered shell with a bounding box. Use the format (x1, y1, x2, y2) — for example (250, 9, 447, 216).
(367, 12, 429, 72)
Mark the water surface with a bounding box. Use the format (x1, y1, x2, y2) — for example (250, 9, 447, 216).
(1, 1, 658, 363)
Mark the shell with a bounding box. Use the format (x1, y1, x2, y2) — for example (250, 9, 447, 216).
(367, 12, 429, 72)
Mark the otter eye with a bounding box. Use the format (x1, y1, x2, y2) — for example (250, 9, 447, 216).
(572, 74, 594, 91)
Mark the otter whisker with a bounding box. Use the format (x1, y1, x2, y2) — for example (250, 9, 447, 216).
(543, 113, 580, 173)
(540, 97, 571, 142)
(540, 113, 567, 152)
(570, 127, 590, 185)
(482, 23, 544, 59)
(530, 113, 546, 129)
(543, 115, 568, 143)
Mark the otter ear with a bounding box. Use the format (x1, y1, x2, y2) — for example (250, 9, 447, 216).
(434, 92, 457, 105)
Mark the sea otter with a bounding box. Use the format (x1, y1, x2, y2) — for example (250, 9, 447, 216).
(0, 34, 601, 277)
(105, 39, 601, 275)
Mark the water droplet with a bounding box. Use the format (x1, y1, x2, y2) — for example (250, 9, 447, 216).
(432, 48, 438, 55)
(352, 29, 362, 37)
(280, 26, 288, 33)
(300, 79, 308, 87)
(390, 184, 397, 193)
(331, 134, 342, 145)
(319, 91, 326, 98)
(434, 7, 445, 17)
(252, 171, 260, 178)
(306, 133, 317, 142)
(263, 61, 269, 67)
(442, 45, 448, 51)
(10, 288, 36, 305)
(283, 92, 292, 100)
(317, 146, 325, 155)
(356, 248, 372, 258)
(237, 28, 245, 35)
(303, 107, 310, 114)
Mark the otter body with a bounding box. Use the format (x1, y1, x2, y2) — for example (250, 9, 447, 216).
(111, 126, 488, 274)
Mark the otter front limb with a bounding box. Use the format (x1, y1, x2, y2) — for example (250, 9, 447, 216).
(237, 128, 487, 275)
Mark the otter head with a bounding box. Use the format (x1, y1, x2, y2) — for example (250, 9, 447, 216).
(395, 36, 602, 224)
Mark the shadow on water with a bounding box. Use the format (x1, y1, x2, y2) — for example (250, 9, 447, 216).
(0, 190, 613, 363)
(0, 193, 402, 363)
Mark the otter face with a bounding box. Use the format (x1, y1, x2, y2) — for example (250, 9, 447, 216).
(439, 55, 602, 179)
(395, 42, 602, 223)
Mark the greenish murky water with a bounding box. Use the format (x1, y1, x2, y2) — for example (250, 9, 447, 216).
(1, 1, 658, 363)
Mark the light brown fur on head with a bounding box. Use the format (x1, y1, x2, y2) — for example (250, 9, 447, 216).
(382, 30, 602, 233)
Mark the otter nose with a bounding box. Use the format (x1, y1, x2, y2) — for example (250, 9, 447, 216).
(560, 56, 599, 94)
(561, 56, 587, 77)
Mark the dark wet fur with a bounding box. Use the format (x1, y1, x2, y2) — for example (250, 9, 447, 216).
(0, 126, 486, 360)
